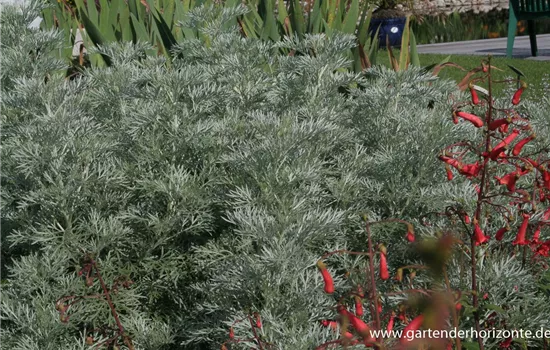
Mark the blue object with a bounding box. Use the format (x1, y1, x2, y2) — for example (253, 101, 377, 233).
(369, 17, 407, 48)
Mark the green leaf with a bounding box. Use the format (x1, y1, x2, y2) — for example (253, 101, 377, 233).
(289, 0, 305, 37)
(398, 15, 411, 71)
(308, 0, 323, 34)
(128, 0, 140, 22)
(79, 11, 113, 66)
(152, 8, 177, 58)
(99, 0, 116, 42)
(507, 64, 526, 77)
(130, 13, 150, 43)
(120, 5, 134, 42)
(86, 0, 100, 27)
(356, 4, 372, 46)
(108, 0, 121, 29)
(341, 0, 359, 34)
(410, 29, 419, 66)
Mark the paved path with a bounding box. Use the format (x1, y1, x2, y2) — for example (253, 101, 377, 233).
(417, 34, 550, 61)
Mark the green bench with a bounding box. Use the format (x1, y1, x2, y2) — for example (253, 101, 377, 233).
(507, 0, 550, 57)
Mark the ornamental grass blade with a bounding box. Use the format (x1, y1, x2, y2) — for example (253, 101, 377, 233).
(387, 36, 399, 71)
(86, 0, 100, 27)
(398, 15, 411, 71)
(277, 0, 289, 31)
(152, 8, 177, 57)
(409, 29, 419, 66)
(79, 11, 113, 66)
(108, 0, 121, 29)
(356, 4, 372, 47)
(308, 0, 323, 34)
(258, 0, 279, 40)
(162, 0, 175, 29)
(289, 0, 305, 37)
(331, 0, 345, 31)
(99, 0, 116, 42)
(130, 13, 150, 43)
(357, 42, 371, 70)
(120, 5, 133, 42)
(327, 0, 338, 26)
(128, 0, 140, 22)
(341, 0, 359, 34)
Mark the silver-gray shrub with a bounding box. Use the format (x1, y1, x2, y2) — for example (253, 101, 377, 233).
(2, 2, 550, 350)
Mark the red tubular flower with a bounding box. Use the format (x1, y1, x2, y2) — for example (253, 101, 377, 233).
(487, 129, 520, 160)
(542, 170, 550, 189)
(545, 208, 550, 221)
(379, 251, 390, 280)
(343, 331, 354, 339)
(512, 135, 535, 156)
(499, 123, 509, 134)
(317, 260, 334, 294)
(338, 307, 372, 340)
(400, 315, 424, 344)
(495, 226, 509, 241)
(512, 82, 527, 105)
(459, 162, 482, 178)
(495, 171, 519, 192)
(438, 155, 460, 168)
(445, 165, 453, 181)
(512, 213, 531, 246)
(474, 222, 490, 246)
(355, 296, 364, 316)
(464, 214, 471, 224)
(500, 336, 513, 348)
(469, 84, 480, 105)
(489, 117, 511, 131)
(321, 320, 338, 330)
(488, 148, 507, 161)
(506, 174, 519, 192)
(535, 241, 550, 257)
(406, 224, 415, 242)
(229, 327, 234, 339)
(456, 111, 484, 128)
(387, 314, 395, 332)
(255, 314, 262, 328)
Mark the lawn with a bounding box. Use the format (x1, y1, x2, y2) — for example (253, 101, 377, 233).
(376, 51, 550, 100)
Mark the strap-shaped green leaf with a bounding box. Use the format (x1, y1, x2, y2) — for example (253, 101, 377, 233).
(289, 0, 305, 37)
(308, 0, 323, 34)
(80, 11, 113, 66)
(410, 29, 420, 67)
(99, 0, 116, 42)
(130, 13, 150, 43)
(398, 15, 411, 71)
(152, 8, 177, 58)
(341, 0, 359, 34)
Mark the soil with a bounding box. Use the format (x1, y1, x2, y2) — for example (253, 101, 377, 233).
(372, 8, 407, 19)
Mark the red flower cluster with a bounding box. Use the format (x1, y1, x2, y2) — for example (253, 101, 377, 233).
(440, 86, 548, 249)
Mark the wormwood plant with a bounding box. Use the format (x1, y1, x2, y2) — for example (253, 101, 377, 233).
(218, 61, 550, 350)
(2, 2, 550, 350)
